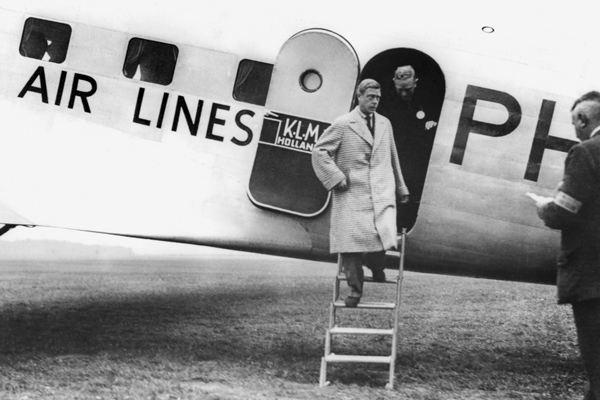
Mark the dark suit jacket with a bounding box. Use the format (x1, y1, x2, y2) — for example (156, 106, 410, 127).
(539, 134, 600, 304)
(377, 87, 441, 199)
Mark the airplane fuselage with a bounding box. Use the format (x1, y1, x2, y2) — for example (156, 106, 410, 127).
(0, 5, 584, 285)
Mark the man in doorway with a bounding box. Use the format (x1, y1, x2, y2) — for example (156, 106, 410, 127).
(312, 79, 409, 307)
(536, 91, 600, 400)
(378, 65, 440, 229)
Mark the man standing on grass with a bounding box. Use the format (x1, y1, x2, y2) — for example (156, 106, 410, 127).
(312, 79, 409, 307)
(536, 91, 600, 400)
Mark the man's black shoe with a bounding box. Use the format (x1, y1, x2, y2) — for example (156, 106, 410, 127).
(344, 296, 360, 307)
(372, 269, 386, 282)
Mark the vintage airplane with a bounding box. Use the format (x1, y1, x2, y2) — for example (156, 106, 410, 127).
(0, 0, 596, 285)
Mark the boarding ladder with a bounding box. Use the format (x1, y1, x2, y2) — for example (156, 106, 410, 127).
(319, 229, 407, 389)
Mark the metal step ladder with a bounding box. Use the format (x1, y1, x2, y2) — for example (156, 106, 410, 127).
(319, 229, 406, 390)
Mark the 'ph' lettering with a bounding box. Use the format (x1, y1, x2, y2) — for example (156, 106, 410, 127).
(450, 85, 521, 165)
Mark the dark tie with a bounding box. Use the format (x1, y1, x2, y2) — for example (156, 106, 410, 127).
(366, 114, 374, 136)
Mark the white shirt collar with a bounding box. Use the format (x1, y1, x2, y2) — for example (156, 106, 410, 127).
(591, 126, 600, 138)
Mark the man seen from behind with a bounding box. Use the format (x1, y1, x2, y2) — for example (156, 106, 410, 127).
(536, 91, 600, 400)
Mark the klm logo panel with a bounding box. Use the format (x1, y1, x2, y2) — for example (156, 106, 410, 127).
(248, 112, 330, 217)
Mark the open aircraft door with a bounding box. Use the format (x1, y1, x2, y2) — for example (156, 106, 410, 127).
(248, 29, 359, 217)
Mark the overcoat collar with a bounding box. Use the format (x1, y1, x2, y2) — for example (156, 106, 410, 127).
(349, 107, 384, 150)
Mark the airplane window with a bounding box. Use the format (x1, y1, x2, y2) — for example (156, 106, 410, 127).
(19, 18, 72, 63)
(233, 59, 273, 106)
(300, 69, 322, 93)
(123, 38, 179, 86)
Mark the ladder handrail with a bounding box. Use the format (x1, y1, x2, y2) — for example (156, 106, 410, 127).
(387, 227, 406, 389)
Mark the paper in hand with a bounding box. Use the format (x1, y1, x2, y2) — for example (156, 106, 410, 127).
(526, 192, 552, 203)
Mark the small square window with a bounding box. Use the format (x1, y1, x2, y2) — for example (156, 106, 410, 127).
(233, 59, 273, 106)
(19, 17, 72, 63)
(123, 38, 179, 86)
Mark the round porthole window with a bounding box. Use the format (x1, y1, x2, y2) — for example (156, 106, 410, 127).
(300, 69, 322, 92)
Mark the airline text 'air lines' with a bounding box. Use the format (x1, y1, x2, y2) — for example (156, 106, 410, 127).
(16, 67, 576, 183)
(16, 66, 256, 148)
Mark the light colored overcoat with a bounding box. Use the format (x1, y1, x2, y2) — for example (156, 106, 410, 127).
(312, 106, 409, 253)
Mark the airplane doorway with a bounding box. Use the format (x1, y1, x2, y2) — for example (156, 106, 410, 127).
(361, 48, 445, 232)
(248, 29, 359, 217)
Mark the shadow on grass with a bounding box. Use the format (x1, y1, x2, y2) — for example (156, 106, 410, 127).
(3, 292, 578, 389)
(0, 260, 332, 386)
(1, 287, 322, 355)
(0, 259, 586, 394)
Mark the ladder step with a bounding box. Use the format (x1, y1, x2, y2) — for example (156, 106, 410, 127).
(324, 354, 392, 364)
(387, 250, 400, 256)
(330, 327, 393, 336)
(336, 274, 397, 284)
(333, 300, 396, 310)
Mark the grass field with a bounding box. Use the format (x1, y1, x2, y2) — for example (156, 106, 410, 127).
(0, 254, 586, 399)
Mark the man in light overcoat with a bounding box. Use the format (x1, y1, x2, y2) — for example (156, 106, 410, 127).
(312, 79, 409, 307)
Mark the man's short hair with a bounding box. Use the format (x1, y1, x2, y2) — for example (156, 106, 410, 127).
(571, 91, 600, 111)
(356, 79, 380, 96)
(394, 65, 416, 80)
